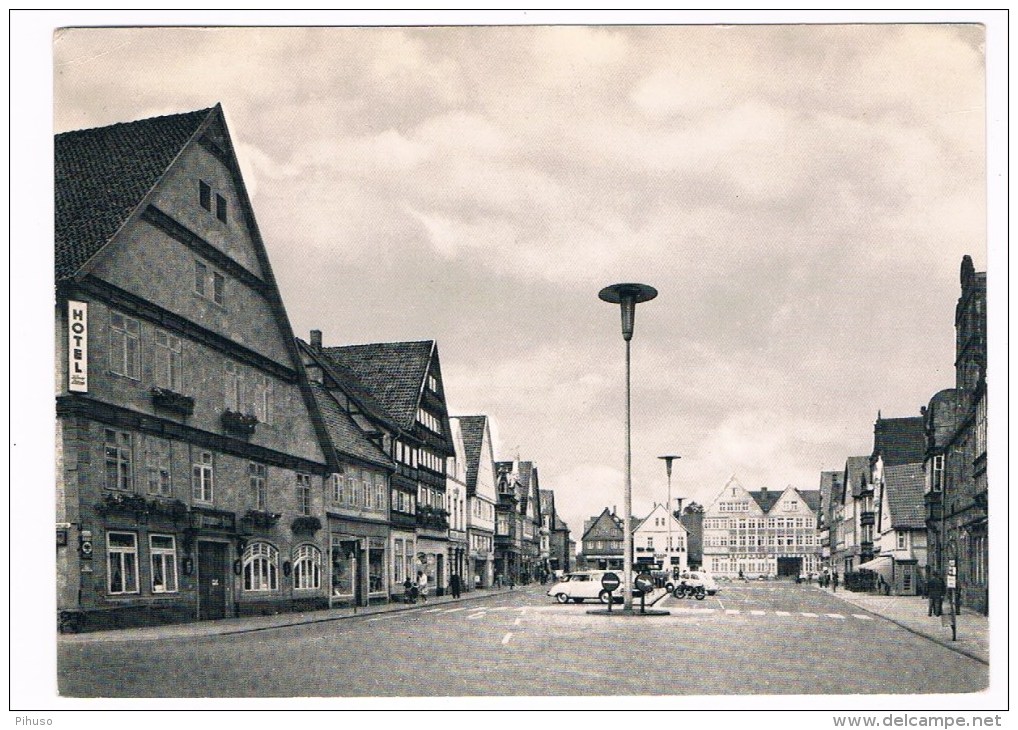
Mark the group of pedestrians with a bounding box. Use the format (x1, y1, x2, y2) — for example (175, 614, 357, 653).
(402, 571, 468, 603)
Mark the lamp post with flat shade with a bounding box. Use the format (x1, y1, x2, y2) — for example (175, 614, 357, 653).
(599, 282, 658, 611)
(658, 455, 681, 578)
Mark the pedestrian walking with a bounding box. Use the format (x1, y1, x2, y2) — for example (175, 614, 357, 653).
(927, 572, 945, 617)
(832, 572, 839, 592)
(403, 577, 416, 604)
(450, 573, 461, 599)
(416, 570, 429, 603)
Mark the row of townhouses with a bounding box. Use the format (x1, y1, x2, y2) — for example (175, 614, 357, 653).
(702, 481, 823, 579)
(54, 105, 572, 632)
(579, 503, 701, 575)
(818, 256, 988, 615)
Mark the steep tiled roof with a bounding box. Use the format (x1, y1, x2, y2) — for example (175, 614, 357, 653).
(553, 515, 569, 531)
(873, 416, 926, 466)
(884, 463, 926, 529)
(308, 382, 393, 471)
(55, 107, 213, 280)
(749, 489, 781, 514)
(323, 341, 435, 430)
(581, 509, 622, 541)
(845, 456, 871, 499)
(818, 471, 840, 518)
(303, 340, 401, 432)
(454, 415, 488, 494)
(798, 489, 822, 515)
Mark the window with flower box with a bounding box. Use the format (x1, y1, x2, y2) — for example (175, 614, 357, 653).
(105, 429, 133, 491)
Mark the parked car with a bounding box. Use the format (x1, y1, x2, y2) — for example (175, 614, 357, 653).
(665, 570, 721, 596)
(546, 571, 646, 604)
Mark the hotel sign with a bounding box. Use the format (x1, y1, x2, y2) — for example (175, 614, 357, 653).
(68, 301, 88, 392)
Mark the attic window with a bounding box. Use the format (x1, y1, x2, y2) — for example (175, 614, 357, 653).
(427, 375, 438, 392)
(199, 180, 211, 211)
(216, 194, 228, 223)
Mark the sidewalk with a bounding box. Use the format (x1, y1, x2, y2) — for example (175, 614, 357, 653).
(818, 586, 989, 665)
(58, 585, 528, 644)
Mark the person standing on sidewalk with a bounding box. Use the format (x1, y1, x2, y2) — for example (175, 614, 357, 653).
(416, 570, 429, 603)
(450, 573, 461, 599)
(832, 572, 839, 592)
(928, 571, 945, 616)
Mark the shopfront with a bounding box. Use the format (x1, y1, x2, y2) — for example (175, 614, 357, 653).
(416, 536, 448, 596)
(329, 517, 389, 607)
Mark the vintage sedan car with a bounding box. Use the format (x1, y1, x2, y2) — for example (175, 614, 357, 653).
(546, 571, 645, 604)
(665, 570, 721, 596)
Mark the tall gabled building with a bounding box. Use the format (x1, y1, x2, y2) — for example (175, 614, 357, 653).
(303, 335, 457, 596)
(55, 106, 332, 630)
(702, 478, 822, 579)
(454, 415, 497, 589)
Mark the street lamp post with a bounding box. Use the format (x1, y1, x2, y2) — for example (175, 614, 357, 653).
(599, 282, 658, 611)
(658, 455, 681, 578)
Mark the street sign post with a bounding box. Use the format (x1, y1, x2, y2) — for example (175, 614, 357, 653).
(601, 572, 621, 613)
(635, 573, 654, 614)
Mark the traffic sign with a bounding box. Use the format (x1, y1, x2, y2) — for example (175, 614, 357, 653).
(634, 573, 654, 593)
(601, 572, 621, 592)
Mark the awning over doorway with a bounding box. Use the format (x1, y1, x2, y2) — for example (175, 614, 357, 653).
(858, 555, 893, 577)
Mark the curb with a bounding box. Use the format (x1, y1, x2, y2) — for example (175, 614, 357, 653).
(60, 587, 526, 644)
(821, 589, 988, 666)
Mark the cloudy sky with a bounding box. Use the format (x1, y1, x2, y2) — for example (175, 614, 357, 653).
(51, 21, 987, 537)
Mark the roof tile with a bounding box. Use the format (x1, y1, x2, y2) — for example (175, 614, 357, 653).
(55, 108, 213, 280)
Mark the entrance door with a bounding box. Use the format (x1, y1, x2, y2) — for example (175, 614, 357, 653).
(776, 557, 802, 578)
(197, 541, 228, 620)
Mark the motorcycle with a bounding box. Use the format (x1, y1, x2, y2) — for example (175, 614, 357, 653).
(672, 582, 707, 600)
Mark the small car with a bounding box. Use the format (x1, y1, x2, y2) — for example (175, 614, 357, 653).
(546, 571, 645, 604)
(665, 570, 721, 596)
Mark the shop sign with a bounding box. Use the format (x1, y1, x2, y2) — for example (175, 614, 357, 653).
(68, 301, 88, 392)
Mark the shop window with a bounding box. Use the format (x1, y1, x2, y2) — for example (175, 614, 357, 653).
(107, 531, 139, 594)
(109, 312, 140, 379)
(394, 539, 405, 584)
(292, 544, 321, 590)
(192, 451, 214, 502)
(104, 429, 133, 491)
(369, 540, 385, 593)
(243, 542, 278, 592)
(150, 534, 178, 593)
(331, 538, 356, 597)
(144, 436, 172, 496)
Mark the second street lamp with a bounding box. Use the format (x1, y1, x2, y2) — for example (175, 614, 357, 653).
(658, 454, 681, 578)
(599, 282, 657, 611)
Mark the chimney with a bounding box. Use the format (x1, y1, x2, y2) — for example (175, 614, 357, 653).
(310, 329, 323, 352)
(761, 487, 767, 492)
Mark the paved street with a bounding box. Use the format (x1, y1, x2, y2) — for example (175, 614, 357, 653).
(59, 582, 988, 697)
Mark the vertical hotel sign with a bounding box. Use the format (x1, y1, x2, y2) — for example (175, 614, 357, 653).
(68, 301, 88, 392)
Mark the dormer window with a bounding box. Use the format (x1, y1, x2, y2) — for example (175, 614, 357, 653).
(216, 194, 228, 223)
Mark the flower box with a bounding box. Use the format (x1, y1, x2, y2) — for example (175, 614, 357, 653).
(222, 409, 258, 436)
(243, 509, 281, 529)
(150, 387, 195, 416)
(291, 516, 322, 534)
